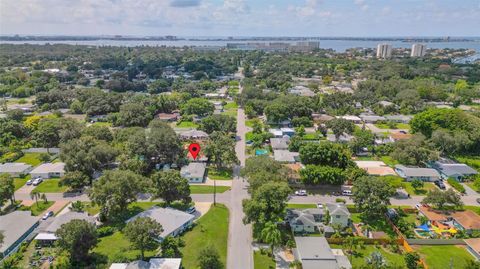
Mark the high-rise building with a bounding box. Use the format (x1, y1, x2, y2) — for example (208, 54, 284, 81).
(411, 43, 426, 57)
(376, 43, 392, 58)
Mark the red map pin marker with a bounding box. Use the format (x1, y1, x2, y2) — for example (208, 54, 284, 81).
(188, 143, 201, 160)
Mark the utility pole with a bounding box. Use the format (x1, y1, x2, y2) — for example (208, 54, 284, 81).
(213, 175, 216, 206)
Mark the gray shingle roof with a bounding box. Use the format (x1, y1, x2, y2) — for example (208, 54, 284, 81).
(326, 203, 350, 217)
(126, 207, 194, 239)
(395, 165, 441, 178)
(44, 212, 95, 233)
(0, 211, 39, 254)
(180, 162, 206, 179)
(0, 162, 32, 174)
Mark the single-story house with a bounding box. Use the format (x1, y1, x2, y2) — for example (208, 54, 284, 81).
(336, 115, 361, 124)
(394, 165, 441, 182)
(35, 212, 96, 243)
(378, 100, 395, 107)
(294, 237, 352, 269)
(273, 150, 299, 163)
(126, 207, 194, 241)
(384, 115, 412, 123)
(327, 133, 354, 143)
(312, 114, 334, 123)
(29, 162, 65, 179)
(0, 162, 32, 177)
(359, 114, 386, 123)
(464, 238, 480, 260)
(180, 162, 207, 183)
(429, 159, 478, 181)
(270, 137, 290, 150)
(354, 161, 396, 176)
(179, 130, 209, 140)
(0, 211, 39, 259)
(109, 258, 182, 269)
(269, 128, 295, 138)
(289, 85, 316, 97)
(451, 211, 480, 233)
(326, 203, 351, 228)
(156, 112, 180, 122)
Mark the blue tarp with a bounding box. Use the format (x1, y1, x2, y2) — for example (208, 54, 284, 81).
(417, 224, 430, 232)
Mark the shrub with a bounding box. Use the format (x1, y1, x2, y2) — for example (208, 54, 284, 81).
(447, 178, 466, 193)
(96, 226, 117, 237)
(336, 198, 346, 204)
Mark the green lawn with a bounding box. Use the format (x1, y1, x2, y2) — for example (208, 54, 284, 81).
(374, 123, 410, 130)
(208, 167, 233, 180)
(254, 251, 276, 269)
(455, 156, 480, 171)
(246, 131, 254, 141)
(176, 121, 199, 128)
(416, 245, 474, 269)
(246, 119, 257, 128)
(380, 156, 399, 167)
(81, 202, 101, 216)
(190, 185, 230, 194)
(223, 102, 238, 110)
(91, 121, 112, 127)
(349, 214, 395, 236)
(15, 153, 44, 166)
(221, 109, 237, 117)
(302, 133, 320, 140)
(14, 175, 30, 190)
(180, 204, 229, 269)
(287, 203, 317, 209)
(33, 178, 68, 193)
(19, 201, 54, 216)
(466, 182, 479, 192)
(403, 182, 436, 195)
(94, 230, 158, 263)
(330, 244, 406, 268)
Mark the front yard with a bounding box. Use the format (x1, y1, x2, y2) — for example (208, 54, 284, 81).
(14, 175, 30, 190)
(415, 245, 475, 269)
(15, 152, 45, 166)
(19, 201, 54, 216)
(180, 204, 229, 269)
(176, 121, 199, 128)
(33, 178, 68, 193)
(208, 167, 233, 180)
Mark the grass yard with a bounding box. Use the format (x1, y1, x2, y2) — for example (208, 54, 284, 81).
(403, 182, 436, 195)
(455, 156, 480, 171)
(15, 152, 44, 166)
(208, 167, 233, 180)
(180, 204, 229, 269)
(81, 202, 101, 216)
(223, 102, 238, 110)
(94, 230, 158, 263)
(190, 185, 230, 194)
(466, 182, 479, 192)
(374, 123, 410, 130)
(20, 201, 54, 216)
(349, 214, 395, 236)
(221, 109, 238, 117)
(415, 245, 474, 269)
(330, 244, 406, 268)
(254, 251, 276, 269)
(246, 131, 254, 141)
(380, 156, 399, 167)
(287, 203, 317, 209)
(246, 118, 258, 128)
(176, 121, 199, 128)
(33, 178, 68, 193)
(91, 121, 112, 127)
(14, 175, 30, 190)
(302, 133, 320, 140)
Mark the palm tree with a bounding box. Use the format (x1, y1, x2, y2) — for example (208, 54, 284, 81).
(30, 189, 41, 206)
(41, 193, 48, 203)
(261, 222, 282, 256)
(344, 236, 359, 261)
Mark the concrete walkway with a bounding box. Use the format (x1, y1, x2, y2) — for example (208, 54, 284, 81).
(191, 178, 233, 187)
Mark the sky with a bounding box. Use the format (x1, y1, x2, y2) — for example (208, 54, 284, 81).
(0, 0, 479, 37)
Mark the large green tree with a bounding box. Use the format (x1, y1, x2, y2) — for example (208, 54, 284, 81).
(88, 170, 147, 220)
(390, 135, 439, 166)
(197, 245, 223, 269)
(299, 142, 352, 168)
(55, 219, 98, 265)
(326, 118, 355, 140)
(0, 174, 15, 207)
(181, 98, 214, 117)
(352, 176, 395, 218)
(150, 170, 191, 205)
(117, 102, 153, 127)
(124, 217, 163, 261)
(300, 165, 346, 185)
(204, 132, 239, 169)
(422, 189, 463, 209)
(200, 114, 236, 134)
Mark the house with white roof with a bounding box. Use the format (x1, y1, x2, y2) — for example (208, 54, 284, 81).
(0, 162, 32, 177)
(0, 211, 39, 259)
(394, 165, 441, 182)
(29, 162, 65, 179)
(109, 258, 182, 269)
(180, 162, 207, 183)
(126, 207, 195, 241)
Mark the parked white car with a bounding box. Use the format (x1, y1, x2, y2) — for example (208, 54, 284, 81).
(32, 177, 43, 186)
(342, 190, 353, 196)
(295, 190, 307, 196)
(42, 211, 54, 220)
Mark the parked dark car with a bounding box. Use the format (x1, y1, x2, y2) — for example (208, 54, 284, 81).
(434, 180, 446, 190)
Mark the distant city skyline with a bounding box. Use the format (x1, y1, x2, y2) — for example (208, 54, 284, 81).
(1, 0, 479, 37)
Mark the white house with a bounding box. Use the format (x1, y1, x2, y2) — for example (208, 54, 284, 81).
(126, 207, 194, 241)
(110, 258, 182, 269)
(29, 162, 65, 179)
(326, 203, 351, 228)
(0, 163, 32, 177)
(180, 162, 207, 183)
(394, 165, 441, 182)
